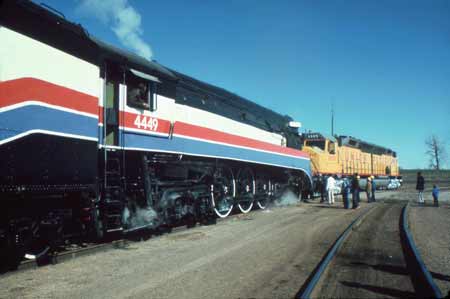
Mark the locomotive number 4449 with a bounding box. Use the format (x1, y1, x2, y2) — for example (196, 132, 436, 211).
(134, 115, 159, 131)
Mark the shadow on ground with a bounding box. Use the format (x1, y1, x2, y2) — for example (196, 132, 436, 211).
(350, 261, 409, 276)
(340, 281, 416, 298)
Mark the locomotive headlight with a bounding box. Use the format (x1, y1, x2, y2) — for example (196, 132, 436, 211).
(288, 121, 302, 129)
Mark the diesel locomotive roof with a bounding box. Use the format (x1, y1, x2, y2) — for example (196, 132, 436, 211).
(337, 135, 396, 156)
(302, 133, 396, 157)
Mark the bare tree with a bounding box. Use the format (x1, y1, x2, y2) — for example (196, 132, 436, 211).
(425, 135, 447, 170)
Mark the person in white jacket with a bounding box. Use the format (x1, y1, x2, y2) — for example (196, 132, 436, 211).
(326, 175, 336, 204)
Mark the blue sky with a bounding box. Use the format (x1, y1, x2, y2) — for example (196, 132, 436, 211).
(38, 0, 450, 169)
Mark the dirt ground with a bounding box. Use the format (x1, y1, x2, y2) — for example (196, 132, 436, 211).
(0, 186, 448, 299)
(0, 199, 373, 299)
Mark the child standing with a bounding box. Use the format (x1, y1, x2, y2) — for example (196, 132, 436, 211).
(432, 185, 440, 207)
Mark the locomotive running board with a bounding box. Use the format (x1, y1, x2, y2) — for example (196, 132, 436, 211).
(106, 228, 123, 233)
(123, 223, 157, 234)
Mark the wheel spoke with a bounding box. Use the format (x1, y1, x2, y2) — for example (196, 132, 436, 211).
(237, 168, 255, 213)
(211, 167, 235, 218)
(255, 178, 271, 209)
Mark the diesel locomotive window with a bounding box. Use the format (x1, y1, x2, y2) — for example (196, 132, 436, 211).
(328, 141, 336, 154)
(127, 72, 157, 111)
(306, 140, 325, 150)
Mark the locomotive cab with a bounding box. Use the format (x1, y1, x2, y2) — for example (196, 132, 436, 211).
(301, 133, 340, 175)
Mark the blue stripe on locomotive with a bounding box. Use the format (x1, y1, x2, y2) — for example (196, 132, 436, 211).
(0, 105, 98, 141)
(122, 131, 311, 174)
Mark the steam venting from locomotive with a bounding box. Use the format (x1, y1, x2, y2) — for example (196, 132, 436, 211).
(274, 189, 300, 207)
(77, 0, 153, 60)
(122, 205, 158, 231)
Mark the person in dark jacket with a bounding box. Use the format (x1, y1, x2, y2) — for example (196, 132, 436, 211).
(322, 175, 327, 203)
(127, 82, 150, 109)
(416, 172, 425, 204)
(351, 173, 360, 209)
(317, 174, 326, 203)
(371, 176, 376, 202)
(342, 178, 351, 209)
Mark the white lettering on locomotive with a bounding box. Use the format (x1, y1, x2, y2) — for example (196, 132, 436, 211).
(134, 115, 158, 131)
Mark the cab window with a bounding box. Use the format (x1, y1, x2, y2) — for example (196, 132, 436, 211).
(328, 141, 336, 154)
(305, 140, 325, 150)
(126, 70, 158, 111)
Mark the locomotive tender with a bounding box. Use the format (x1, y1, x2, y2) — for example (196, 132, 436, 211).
(0, 0, 311, 267)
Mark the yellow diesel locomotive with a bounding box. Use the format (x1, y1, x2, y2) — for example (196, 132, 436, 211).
(301, 133, 399, 178)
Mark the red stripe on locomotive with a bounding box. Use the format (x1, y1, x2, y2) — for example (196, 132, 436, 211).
(0, 77, 97, 115)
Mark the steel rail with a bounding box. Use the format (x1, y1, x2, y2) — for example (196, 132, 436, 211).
(400, 203, 443, 298)
(296, 205, 375, 299)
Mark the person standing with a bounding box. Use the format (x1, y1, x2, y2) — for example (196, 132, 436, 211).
(416, 172, 425, 205)
(342, 177, 351, 209)
(351, 173, 360, 209)
(298, 177, 307, 203)
(432, 185, 439, 207)
(371, 176, 377, 202)
(366, 177, 372, 202)
(322, 175, 327, 203)
(317, 174, 325, 203)
(326, 175, 336, 204)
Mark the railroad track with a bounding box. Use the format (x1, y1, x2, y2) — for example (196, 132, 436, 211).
(296, 200, 444, 299)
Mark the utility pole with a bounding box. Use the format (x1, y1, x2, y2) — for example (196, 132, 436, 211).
(331, 104, 334, 137)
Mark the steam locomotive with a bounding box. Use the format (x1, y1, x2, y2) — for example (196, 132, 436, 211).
(0, 0, 311, 268)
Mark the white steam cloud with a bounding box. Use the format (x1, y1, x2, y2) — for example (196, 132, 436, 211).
(77, 0, 153, 60)
(274, 189, 300, 207)
(122, 205, 158, 230)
